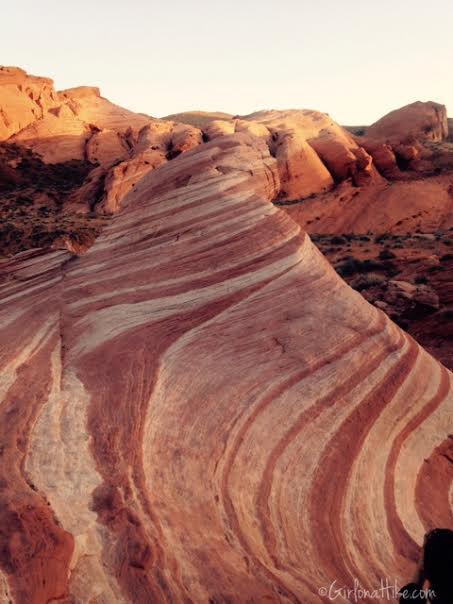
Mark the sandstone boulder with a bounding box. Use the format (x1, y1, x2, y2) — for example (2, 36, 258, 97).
(366, 101, 448, 143)
(272, 131, 334, 199)
(362, 141, 400, 177)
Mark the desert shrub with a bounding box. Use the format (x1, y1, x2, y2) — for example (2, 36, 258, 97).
(379, 248, 396, 260)
(393, 316, 410, 330)
(330, 235, 347, 245)
(414, 275, 429, 284)
(16, 195, 33, 206)
(374, 233, 391, 244)
(336, 257, 387, 277)
(353, 276, 384, 291)
(359, 259, 386, 272)
(336, 257, 359, 277)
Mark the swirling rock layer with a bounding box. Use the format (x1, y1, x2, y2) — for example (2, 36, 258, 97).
(0, 133, 451, 603)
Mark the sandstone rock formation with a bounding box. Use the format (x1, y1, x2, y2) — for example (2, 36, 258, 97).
(204, 109, 382, 202)
(0, 67, 207, 222)
(162, 110, 233, 129)
(366, 101, 448, 143)
(0, 67, 58, 139)
(9, 86, 149, 165)
(275, 101, 453, 373)
(0, 132, 451, 603)
(283, 175, 453, 234)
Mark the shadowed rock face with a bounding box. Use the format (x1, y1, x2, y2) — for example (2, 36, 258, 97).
(0, 134, 451, 603)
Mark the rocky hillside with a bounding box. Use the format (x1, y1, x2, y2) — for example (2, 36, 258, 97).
(0, 68, 387, 258)
(0, 131, 451, 604)
(1, 69, 453, 370)
(0, 67, 206, 255)
(0, 66, 452, 603)
(271, 102, 453, 368)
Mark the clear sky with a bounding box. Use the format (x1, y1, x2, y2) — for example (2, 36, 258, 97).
(2, 0, 452, 125)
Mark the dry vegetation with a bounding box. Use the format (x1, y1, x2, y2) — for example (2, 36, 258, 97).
(313, 232, 453, 368)
(0, 143, 108, 257)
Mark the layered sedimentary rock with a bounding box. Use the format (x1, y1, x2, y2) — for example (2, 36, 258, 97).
(5, 82, 152, 165)
(0, 133, 451, 603)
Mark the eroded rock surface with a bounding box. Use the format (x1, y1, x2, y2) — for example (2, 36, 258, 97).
(0, 68, 208, 256)
(0, 67, 58, 139)
(212, 109, 383, 199)
(0, 133, 451, 603)
(366, 101, 448, 143)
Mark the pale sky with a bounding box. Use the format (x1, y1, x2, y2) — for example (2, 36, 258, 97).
(2, 0, 452, 125)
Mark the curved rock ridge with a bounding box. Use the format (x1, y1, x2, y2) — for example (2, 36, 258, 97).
(0, 133, 451, 603)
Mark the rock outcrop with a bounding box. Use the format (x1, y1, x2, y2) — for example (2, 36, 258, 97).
(366, 101, 448, 143)
(0, 67, 206, 221)
(0, 67, 58, 140)
(283, 174, 453, 234)
(9, 85, 151, 165)
(204, 109, 383, 201)
(0, 133, 451, 603)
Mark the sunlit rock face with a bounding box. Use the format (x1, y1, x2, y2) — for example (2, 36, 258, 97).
(0, 133, 451, 603)
(366, 101, 449, 143)
(0, 67, 385, 220)
(0, 67, 204, 234)
(206, 109, 383, 201)
(0, 66, 58, 139)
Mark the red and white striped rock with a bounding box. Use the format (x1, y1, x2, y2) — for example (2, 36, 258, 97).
(0, 132, 451, 603)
